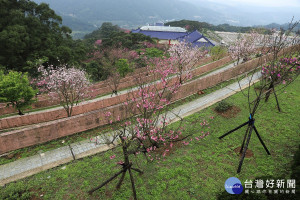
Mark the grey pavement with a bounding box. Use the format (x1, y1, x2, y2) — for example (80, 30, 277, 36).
(0, 71, 261, 186)
(167, 72, 260, 123)
(201, 62, 236, 78)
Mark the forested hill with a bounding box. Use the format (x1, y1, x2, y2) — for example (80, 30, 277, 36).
(165, 20, 253, 33)
(255, 23, 300, 32)
(165, 20, 300, 34)
(0, 0, 86, 75)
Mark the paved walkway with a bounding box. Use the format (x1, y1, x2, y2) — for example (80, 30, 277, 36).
(0, 72, 261, 186)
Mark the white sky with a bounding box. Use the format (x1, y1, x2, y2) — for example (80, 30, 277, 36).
(207, 0, 300, 7)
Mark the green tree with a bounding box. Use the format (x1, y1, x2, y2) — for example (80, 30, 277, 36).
(210, 46, 227, 61)
(84, 22, 121, 41)
(116, 58, 133, 77)
(0, 71, 37, 115)
(100, 32, 155, 49)
(0, 0, 86, 75)
(108, 58, 133, 96)
(84, 60, 110, 82)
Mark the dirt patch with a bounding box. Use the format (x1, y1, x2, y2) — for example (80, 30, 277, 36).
(105, 185, 113, 198)
(29, 187, 43, 200)
(215, 106, 241, 118)
(254, 85, 268, 92)
(152, 139, 184, 158)
(2, 152, 22, 160)
(197, 90, 205, 95)
(234, 147, 254, 158)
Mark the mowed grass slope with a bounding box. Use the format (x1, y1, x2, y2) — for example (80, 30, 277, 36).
(1, 77, 299, 200)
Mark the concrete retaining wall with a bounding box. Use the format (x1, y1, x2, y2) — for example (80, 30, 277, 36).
(0, 57, 226, 130)
(0, 57, 213, 116)
(0, 56, 260, 154)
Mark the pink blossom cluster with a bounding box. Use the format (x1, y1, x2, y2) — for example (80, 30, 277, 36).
(94, 40, 102, 46)
(168, 41, 208, 83)
(261, 56, 300, 85)
(143, 41, 155, 48)
(228, 31, 259, 63)
(37, 65, 90, 116)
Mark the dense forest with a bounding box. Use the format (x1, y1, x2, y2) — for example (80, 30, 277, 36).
(0, 0, 88, 75)
(0, 0, 157, 78)
(165, 20, 266, 33)
(0, 0, 164, 115)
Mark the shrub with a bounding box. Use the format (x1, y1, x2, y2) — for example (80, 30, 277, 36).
(215, 100, 232, 112)
(144, 48, 164, 58)
(0, 71, 37, 115)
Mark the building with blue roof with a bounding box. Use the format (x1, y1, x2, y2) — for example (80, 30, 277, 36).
(132, 24, 214, 47)
(178, 30, 215, 47)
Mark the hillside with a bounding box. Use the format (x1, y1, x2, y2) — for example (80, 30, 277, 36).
(165, 20, 253, 33)
(33, 0, 219, 29)
(255, 23, 300, 32)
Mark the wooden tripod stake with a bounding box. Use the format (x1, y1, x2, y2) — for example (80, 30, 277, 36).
(219, 114, 271, 173)
(88, 137, 143, 200)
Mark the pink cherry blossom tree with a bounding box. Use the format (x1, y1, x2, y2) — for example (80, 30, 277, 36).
(37, 66, 90, 117)
(220, 19, 299, 174)
(168, 41, 208, 84)
(239, 20, 300, 119)
(254, 21, 300, 111)
(88, 56, 213, 199)
(261, 55, 300, 111)
(228, 31, 260, 65)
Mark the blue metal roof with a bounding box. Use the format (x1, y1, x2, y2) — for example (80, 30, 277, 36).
(131, 29, 215, 47)
(179, 30, 203, 43)
(132, 29, 187, 40)
(179, 31, 215, 47)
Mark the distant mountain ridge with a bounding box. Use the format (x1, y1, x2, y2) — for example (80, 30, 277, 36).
(32, 0, 300, 38)
(255, 23, 300, 31)
(33, 0, 217, 28)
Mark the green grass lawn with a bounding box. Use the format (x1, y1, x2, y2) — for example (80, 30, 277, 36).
(1, 78, 299, 200)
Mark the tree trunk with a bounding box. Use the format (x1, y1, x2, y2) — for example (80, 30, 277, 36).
(18, 109, 24, 115)
(265, 82, 274, 103)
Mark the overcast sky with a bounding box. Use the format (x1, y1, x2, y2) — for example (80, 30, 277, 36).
(203, 0, 300, 7)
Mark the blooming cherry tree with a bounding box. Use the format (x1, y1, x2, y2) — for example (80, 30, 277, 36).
(220, 20, 299, 174)
(261, 54, 300, 111)
(228, 31, 259, 65)
(108, 58, 133, 96)
(38, 66, 90, 117)
(168, 41, 208, 84)
(88, 56, 213, 199)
